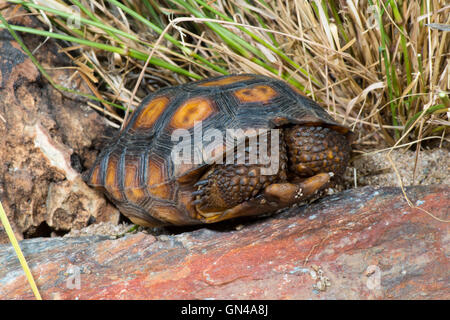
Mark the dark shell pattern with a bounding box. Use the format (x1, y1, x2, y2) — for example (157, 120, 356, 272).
(83, 74, 350, 225)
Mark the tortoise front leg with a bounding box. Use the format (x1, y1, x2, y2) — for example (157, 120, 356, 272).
(196, 172, 332, 223)
(192, 132, 288, 215)
(263, 172, 332, 205)
(192, 163, 282, 215)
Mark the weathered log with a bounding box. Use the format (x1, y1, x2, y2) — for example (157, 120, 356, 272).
(0, 185, 448, 299)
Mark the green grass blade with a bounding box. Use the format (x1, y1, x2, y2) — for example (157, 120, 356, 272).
(372, 0, 399, 139)
(0, 22, 201, 79)
(68, 0, 122, 42)
(107, 0, 228, 74)
(191, 0, 320, 85)
(403, 104, 447, 132)
(10, 0, 140, 44)
(141, 0, 164, 29)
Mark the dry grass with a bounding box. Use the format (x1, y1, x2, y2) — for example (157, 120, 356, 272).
(1, 0, 449, 149)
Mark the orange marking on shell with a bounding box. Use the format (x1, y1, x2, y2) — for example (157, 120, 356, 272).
(88, 163, 101, 186)
(198, 75, 255, 87)
(170, 97, 214, 129)
(123, 156, 145, 202)
(234, 85, 278, 103)
(132, 96, 169, 130)
(105, 156, 124, 201)
(147, 160, 171, 199)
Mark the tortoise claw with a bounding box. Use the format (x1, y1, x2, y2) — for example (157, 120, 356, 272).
(194, 179, 209, 187)
(192, 199, 205, 206)
(192, 189, 205, 197)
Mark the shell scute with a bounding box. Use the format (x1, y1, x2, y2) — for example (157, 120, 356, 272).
(104, 153, 126, 201)
(169, 96, 216, 129)
(234, 84, 278, 104)
(146, 155, 173, 200)
(123, 154, 146, 203)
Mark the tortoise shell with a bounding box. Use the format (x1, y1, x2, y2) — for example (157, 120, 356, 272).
(84, 74, 352, 226)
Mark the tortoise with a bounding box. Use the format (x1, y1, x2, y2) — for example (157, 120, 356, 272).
(83, 74, 353, 227)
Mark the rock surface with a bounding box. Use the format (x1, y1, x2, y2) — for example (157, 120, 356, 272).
(0, 8, 119, 240)
(0, 185, 448, 300)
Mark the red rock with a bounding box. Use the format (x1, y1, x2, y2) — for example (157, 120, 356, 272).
(0, 185, 448, 299)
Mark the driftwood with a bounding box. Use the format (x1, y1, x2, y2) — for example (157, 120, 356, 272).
(1, 185, 448, 299)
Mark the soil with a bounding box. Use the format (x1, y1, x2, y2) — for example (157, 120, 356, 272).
(64, 222, 132, 238)
(348, 148, 449, 187)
